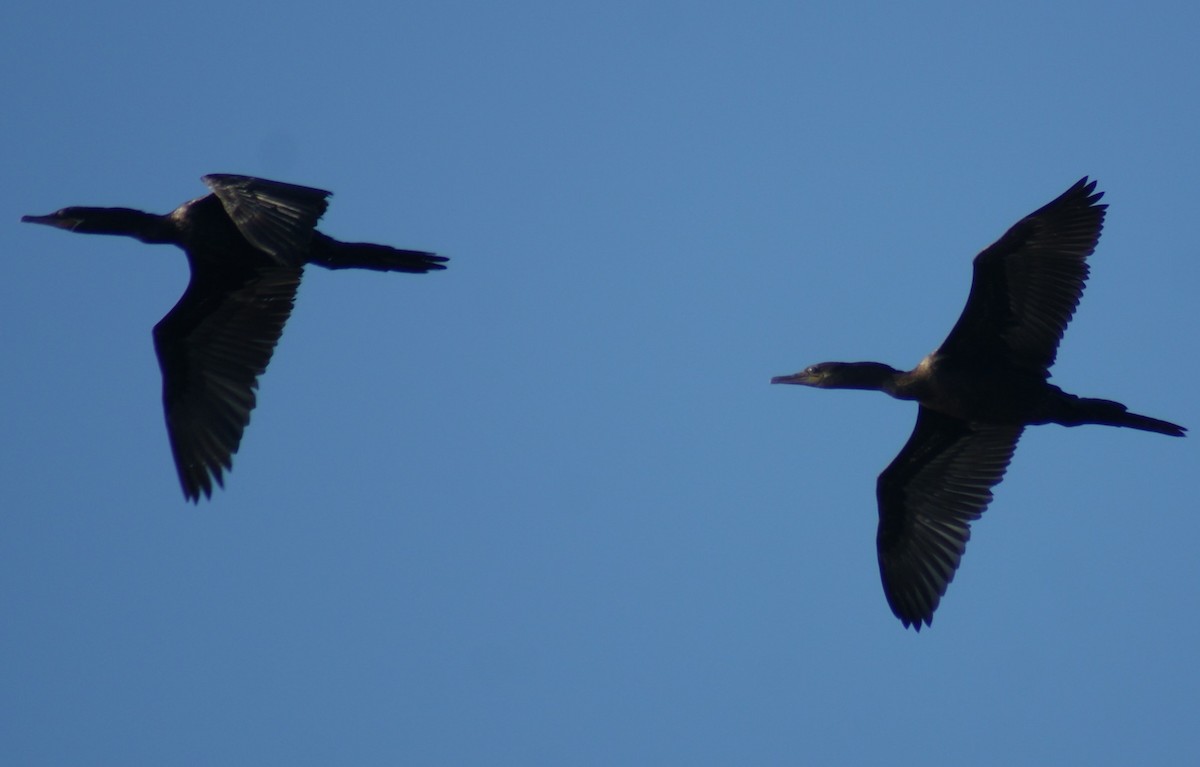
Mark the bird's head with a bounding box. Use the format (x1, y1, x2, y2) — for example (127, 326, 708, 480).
(23, 206, 154, 234)
(771, 361, 900, 391)
(771, 363, 837, 388)
(22, 206, 169, 241)
(21, 207, 93, 232)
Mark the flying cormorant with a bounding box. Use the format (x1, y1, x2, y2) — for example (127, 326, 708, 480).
(23, 174, 447, 501)
(771, 178, 1185, 630)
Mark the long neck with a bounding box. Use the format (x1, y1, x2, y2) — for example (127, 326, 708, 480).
(71, 207, 178, 244)
(826, 362, 907, 393)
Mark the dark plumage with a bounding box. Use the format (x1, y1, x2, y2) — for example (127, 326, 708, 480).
(23, 174, 447, 501)
(772, 178, 1185, 630)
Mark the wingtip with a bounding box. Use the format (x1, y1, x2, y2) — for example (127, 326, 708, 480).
(1071, 176, 1105, 206)
(201, 173, 239, 188)
(893, 603, 934, 632)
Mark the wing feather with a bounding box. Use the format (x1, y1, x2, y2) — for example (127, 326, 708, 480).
(876, 407, 1023, 629)
(153, 266, 302, 501)
(202, 174, 331, 265)
(937, 177, 1106, 376)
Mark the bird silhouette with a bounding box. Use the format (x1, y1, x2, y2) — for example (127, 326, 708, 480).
(23, 174, 447, 501)
(773, 178, 1184, 629)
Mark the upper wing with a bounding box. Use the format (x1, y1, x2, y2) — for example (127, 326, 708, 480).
(876, 407, 1023, 629)
(152, 265, 302, 501)
(936, 177, 1106, 377)
(202, 174, 332, 265)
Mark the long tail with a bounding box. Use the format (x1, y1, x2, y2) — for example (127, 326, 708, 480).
(309, 232, 448, 273)
(1062, 396, 1186, 437)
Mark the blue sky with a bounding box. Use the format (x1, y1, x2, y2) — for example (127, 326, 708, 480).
(3, 1, 1198, 764)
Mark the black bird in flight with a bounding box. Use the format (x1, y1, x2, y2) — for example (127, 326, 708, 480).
(772, 178, 1185, 630)
(23, 174, 447, 501)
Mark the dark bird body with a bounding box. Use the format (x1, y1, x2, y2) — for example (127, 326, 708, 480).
(23, 174, 446, 501)
(771, 178, 1184, 630)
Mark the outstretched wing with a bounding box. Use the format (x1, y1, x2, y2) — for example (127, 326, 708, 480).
(936, 177, 1106, 377)
(152, 265, 302, 501)
(876, 407, 1023, 629)
(202, 174, 331, 265)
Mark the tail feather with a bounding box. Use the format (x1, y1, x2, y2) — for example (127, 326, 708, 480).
(1067, 396, 1186, 437)
(309, 233, 447, 273)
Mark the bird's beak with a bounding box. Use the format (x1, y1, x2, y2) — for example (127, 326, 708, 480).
(21, 213, 76, 230)
(771, 372, 812, 386)
(772, 369, 820, 386)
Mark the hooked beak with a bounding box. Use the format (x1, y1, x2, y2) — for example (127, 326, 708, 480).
(771, 372, 814, 386)
(21, 213, 78, 230)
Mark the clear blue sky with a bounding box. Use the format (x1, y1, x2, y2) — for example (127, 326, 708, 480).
(3, 1, 1197, 764)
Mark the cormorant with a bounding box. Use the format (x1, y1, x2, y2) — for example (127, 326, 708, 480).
(23, 174, 447, 502)
(771, 178, 1185, 630)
